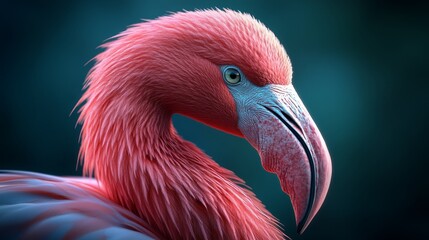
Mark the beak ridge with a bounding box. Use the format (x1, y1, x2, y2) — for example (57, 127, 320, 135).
(238, 85, 332, 234)
(262, 105, 317, 234)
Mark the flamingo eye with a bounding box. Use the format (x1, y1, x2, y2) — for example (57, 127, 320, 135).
(223, 67, 241, 85)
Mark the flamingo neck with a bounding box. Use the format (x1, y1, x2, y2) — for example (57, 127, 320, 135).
(80, 95, 283, 239)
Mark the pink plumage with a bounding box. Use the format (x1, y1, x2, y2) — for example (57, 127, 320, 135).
(0, 9, 332, 239)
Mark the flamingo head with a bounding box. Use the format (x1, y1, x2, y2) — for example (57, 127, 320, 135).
(95, 9, 332, 234)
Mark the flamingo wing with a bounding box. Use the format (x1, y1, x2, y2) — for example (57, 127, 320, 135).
(0, 171, 155, 240)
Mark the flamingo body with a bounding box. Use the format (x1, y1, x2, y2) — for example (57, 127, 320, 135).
(0, 9, 332, 239)
(0, 171, 154, 239)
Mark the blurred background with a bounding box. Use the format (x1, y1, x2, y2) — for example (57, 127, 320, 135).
(1, 0, 428, 239)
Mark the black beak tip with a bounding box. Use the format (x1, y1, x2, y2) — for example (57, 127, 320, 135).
(296, 220, 305, 235)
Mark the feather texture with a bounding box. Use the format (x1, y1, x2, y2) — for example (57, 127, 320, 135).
(0, 9, 297, 239)
(0, 171, 154, 239)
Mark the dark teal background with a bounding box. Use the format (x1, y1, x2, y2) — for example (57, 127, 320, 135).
(1, 1, 428, 239)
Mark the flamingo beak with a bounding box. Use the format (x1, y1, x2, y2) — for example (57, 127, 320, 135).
(237, 84, 332, 234)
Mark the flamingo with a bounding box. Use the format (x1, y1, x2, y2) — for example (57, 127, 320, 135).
(0, 9, 332, 240)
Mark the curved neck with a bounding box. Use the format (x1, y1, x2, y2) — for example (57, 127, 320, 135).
(79, 93, 283, 239)
(77, 27, 284, 237)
